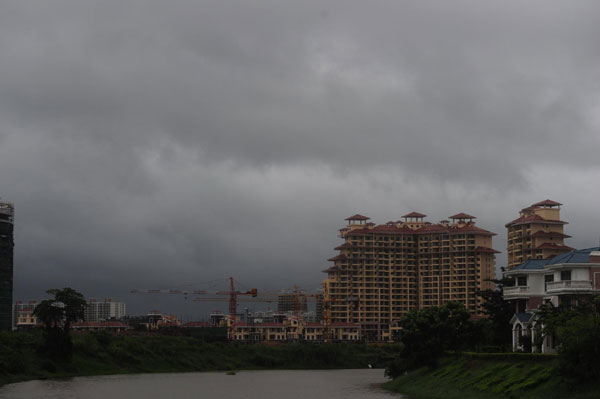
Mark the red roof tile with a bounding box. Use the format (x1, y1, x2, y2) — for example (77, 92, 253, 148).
(416, 224, 449, 234)
(322, 266, 340, 273)
(334, 242, 354, 250)
(328, 254, 347, 262)
(370, 225, 413, 234)
(506, 214, 567, 227)
(532, 199, 562, 207)
(449, 224, 496, 236)
(536, 243, 574, 251)
(345, 214, 370, 220)
(449, 213, 476, 219)
(475, 246, 501, 254)
(402, 212, 427, 218)
(531, 231, 571, 238)
(344, 228, 372, 236)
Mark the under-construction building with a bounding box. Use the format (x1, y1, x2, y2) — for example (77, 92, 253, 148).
(277, 292, 308, 313)
(0, 200, 14, 330)
(506, 200, 572, 270)
(323, 212, 497, 341)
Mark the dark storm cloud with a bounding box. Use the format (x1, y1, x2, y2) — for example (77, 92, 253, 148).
(1, 1, 600, 316)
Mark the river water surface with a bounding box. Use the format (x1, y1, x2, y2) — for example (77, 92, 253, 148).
(0, 369, 399, 399)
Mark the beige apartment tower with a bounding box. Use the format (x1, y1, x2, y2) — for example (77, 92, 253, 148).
(505, 200, 572, 270)
(323, 212, 497, 341)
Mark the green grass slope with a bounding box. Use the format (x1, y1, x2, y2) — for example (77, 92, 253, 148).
(382, 355, 599, 399)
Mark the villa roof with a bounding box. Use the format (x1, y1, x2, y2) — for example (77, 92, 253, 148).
(512, 312, 534, 324)
(510, 247, 600, 272)
(546, 247, 600, 266)
(511, 259, 550, 271)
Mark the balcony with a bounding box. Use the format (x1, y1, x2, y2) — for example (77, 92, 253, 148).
(503, 286, 530, 298)
(546, 280, 596, 294)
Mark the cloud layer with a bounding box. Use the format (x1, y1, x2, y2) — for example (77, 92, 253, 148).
(2, 1, 600, 317)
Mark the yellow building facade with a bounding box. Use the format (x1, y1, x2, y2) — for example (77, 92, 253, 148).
(323, 212, 498, 341)
(506, 200, 572, 270)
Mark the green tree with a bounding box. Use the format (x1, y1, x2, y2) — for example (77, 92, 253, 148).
(386, 302, 477, 377)
(33, 287, 87, 359)
(476, 276, 515, 351)
(536, 296, 600, 384)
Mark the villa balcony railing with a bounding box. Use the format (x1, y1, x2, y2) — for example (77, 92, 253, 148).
(503, 286, 530, 298)
(546, 280, 595, 293)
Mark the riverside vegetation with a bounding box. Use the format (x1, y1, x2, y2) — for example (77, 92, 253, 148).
(0, 329, 397, 387)
(382, 292, 600, 399)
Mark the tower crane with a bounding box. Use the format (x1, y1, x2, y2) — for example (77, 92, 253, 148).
(131, 276, 258, 318)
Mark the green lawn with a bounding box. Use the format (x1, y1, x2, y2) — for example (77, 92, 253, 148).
(382, 355, 599, 399)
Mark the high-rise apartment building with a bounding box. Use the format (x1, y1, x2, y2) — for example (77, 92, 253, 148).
(84, 298, 126, 322)
(323, 212, 497, 341)
(506, 200, 572, 270)
(0, 200, 14, 330)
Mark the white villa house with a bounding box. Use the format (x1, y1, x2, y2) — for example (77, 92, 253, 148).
(504, 247, 600, 353)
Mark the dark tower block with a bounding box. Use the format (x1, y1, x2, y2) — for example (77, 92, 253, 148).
(0, 201, 14, 330)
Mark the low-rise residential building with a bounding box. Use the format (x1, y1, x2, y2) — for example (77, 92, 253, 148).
(504, 247, 600, 353)
(228, 316, 360, 343)
(13, 300, 39, 329)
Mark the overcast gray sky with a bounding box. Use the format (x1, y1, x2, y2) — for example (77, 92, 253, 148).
(2, 1, 600, 318)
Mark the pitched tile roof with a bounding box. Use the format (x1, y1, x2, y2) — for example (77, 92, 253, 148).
(475, 246, 501, 254)
(531, 231, 571, 238)
(536, 243, 574, 251)
(402, 212, 427, 218)
(345, 214, 370, 220)
(505, 214, 567, 227)
(511, 259, 550, 271)
(449, 213, 476, 219)
(546, 247, 600, 265)
(532, 199, 562, 207)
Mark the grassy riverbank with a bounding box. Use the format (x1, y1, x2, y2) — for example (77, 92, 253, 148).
(382, 354, 600, 399)
(0, 330, 396, 387)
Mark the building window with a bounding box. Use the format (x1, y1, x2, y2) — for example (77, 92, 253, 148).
(517, 276, 527, 286)
(560, 270, 571, 281)
(544, 274, 554, 291)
